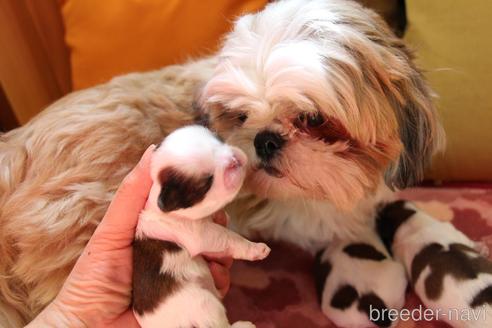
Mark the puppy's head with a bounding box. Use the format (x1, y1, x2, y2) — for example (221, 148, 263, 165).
(150, 125, 247, 219)
(200, 0, 444, 209)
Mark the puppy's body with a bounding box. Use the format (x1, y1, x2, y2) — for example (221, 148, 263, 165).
(133, 236, 233, 328)
(133, 126, 267, 327)
(134, 214, 259, 328)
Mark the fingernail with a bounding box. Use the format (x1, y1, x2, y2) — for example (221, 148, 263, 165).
(136, 145, 155, 169)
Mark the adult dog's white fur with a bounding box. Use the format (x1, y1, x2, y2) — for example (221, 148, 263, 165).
(0, 0, 469, 326)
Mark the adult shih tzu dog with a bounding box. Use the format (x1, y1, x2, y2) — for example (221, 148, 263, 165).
(1, 0, 491, 327)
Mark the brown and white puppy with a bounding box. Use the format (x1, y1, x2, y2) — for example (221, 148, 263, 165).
(0, 1, 485, 327)
(377, 201, 492, 328)
(133, 125, 267, 328)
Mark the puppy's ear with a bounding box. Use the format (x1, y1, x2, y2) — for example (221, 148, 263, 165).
(384, 54, 445, 189)
(157, 168, 214, 212)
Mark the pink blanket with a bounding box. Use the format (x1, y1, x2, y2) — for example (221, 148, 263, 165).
(225, 187, 492, 328)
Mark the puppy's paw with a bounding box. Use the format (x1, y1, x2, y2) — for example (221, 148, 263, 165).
(315, 240, 407, 328)
(231, 241, 270, 261)
(248, 242, 271, 261)
(231, 321, 255, 328)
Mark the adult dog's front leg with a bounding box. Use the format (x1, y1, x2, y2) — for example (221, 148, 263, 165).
(314, 229, 407, 328)
(377, 201, 492, 328)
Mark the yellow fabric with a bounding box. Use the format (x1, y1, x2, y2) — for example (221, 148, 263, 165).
(62, 0, 268, 90)
(405, 0, 492, 181)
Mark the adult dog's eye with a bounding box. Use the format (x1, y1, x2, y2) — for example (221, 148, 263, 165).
(299, 112, 325, 127)
(215, 109, 247, 128)
(237, 112, 248, 123)
(307, 112, 325, 127)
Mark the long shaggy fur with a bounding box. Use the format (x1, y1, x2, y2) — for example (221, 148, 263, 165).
(1, 0, 445, 326)
(203, 0, 444, 242)
(0, 59, 216, 326)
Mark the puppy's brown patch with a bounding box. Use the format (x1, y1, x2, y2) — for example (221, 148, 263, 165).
(470, 285, 492, 308)
(411, 243, 492, 300)
(357, 293, 391, 328)
(343, 243, 386, 261)
(331, 284, 359, 310)
(331, 283, 391, 327)
(314, 251, 332, 303)
(158, 168, 214, 212)
(376, 200, 416, 253)
(132, 238, 182, 315)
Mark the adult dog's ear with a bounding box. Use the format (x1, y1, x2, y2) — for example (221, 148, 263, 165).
(157, 168, 214, 212)
(384, 53, 446, 189)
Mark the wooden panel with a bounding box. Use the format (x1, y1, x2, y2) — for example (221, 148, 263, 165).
(0, 84, 19, 132)
(0, 0, 71, 125)
(26, 0, 71, 95)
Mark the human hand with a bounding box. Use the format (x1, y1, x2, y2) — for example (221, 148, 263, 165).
(206, 210, 233, 298)
(27, 145, 233, 327)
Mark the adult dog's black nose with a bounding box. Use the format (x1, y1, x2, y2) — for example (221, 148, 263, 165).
(254, 131, 285, 161)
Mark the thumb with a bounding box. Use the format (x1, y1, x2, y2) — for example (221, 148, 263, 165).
(98, 145, 155, 233)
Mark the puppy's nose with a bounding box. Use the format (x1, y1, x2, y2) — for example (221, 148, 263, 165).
(254, 131, 285, 161)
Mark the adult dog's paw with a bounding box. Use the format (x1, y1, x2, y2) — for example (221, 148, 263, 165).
(314, 238, 407, 328)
